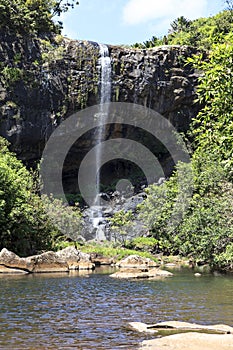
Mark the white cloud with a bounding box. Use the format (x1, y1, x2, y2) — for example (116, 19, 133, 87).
(122, 0, 208, 26)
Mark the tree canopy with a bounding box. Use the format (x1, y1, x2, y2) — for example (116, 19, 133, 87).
(137, 33, 233, 271)
(133, 10, 233, 50)
(0, 137, 83, 256)
(0, 0, 79, 35)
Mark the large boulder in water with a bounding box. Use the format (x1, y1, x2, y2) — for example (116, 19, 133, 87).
(0, 248, 34, 272)
(28, 251, 69, 273)
(56, 247, 94, 270)
(0, 247, 94, 273)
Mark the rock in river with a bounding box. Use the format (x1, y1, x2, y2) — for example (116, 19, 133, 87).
(116, 255, 159, 269)
(0, 247, 94, 273)
(140, 332, 233, 350)
(111, 267, 173, 279)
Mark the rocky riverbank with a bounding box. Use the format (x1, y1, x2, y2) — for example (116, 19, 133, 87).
(0, 248, 172, 277)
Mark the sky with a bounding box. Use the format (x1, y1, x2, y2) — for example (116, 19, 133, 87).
(60, 0, 226, 45)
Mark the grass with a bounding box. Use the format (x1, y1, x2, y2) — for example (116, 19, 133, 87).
(55, 241, 159, 262)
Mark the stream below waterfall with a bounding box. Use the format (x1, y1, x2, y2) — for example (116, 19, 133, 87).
(0, 267, 233, 349)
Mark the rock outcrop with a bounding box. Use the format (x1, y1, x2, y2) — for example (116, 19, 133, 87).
(0, 29, 202, 192)
(0, 247, 94, 273)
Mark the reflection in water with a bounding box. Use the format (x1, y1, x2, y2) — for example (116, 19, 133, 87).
(0, 268, 232, 349)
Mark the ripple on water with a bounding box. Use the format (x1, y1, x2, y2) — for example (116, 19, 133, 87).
(0, 268, 233, 349)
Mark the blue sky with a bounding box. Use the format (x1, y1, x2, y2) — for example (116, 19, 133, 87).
(60, 0, 225, 45)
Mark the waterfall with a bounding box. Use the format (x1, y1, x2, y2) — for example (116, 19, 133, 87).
(96, 43, 111, 205)
(90, 43, 111, 241)
(99, 44, 112, 105)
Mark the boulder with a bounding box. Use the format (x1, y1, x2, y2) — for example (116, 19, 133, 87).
(111, 268, 173, 279)
(56, 247, 81, 270)
(0, 248, 34, 272)
(78, 251, 95, 270)
(28, 251, 68, 273)
(90, 253, 115, 266)
(116, 255, 159, 269)
(0, 247, 94, 273)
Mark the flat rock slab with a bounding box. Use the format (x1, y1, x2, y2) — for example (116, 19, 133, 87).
(0, 265, 29, 274)
(111, 268, 173, 279)
(140, 332, 233, 349)
(130, 321, 233, 334)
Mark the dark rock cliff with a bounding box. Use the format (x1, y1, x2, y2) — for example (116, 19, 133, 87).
(0, 30, 202, 193)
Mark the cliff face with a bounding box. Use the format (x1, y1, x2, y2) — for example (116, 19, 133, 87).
(0, 30, 201, 192)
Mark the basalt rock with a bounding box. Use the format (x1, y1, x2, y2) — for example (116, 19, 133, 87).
(0, 29, 203, 193)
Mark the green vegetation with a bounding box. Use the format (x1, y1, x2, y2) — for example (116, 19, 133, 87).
(136, 34, 233, 271)
(0, 137, 82, 256)
(0, 0, 79, 35)
(0, 3, 233, 272)
(75, 241, 158, 262)
(108, 210, 135, 245)
(188, 37, 233, 176)
(133, 10, 233, 50)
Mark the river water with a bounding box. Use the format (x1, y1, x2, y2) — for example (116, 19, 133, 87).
(0, 267, 232, 349)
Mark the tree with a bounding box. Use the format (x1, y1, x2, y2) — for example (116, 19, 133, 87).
(225, 0, 233, 11)
(188, 34, 233, 177)
(169, 16, 191, 33)
(108, 210, 135, 245)
(0, 137, 83, 255)
(132, 11, 233, 50)
(0, 137, 53, 255)
(0, 0, 79, 34)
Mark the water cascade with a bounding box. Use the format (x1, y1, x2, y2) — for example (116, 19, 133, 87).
(90, 43, 112, 241)
(96, 43, 112, 201)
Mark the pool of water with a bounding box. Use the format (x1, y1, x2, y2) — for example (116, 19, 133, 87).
(0, 267, 232, 349)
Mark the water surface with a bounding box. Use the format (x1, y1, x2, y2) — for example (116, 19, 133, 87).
(0, 267, 232, 349)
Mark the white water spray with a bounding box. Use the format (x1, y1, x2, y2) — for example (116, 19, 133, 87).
(90, 43, 111, 240)
(95, 43, 111, 205)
